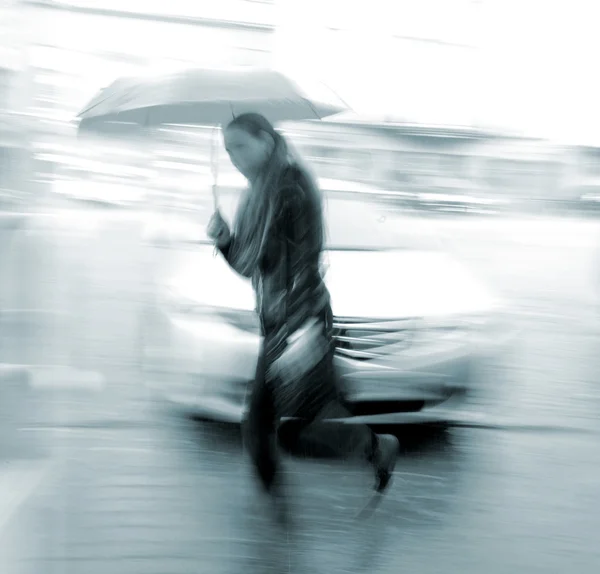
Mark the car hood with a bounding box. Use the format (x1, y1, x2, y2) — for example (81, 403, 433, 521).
(324, 249, 497, 318)
(165, 247, 498, 319)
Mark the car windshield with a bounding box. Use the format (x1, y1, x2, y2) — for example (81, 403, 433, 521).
(321, 195, 439, 251)
(152, 182, 441, 252)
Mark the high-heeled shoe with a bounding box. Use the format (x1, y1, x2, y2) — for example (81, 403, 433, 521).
(373, 433, 400, 493)
(357, 433, 400, 519)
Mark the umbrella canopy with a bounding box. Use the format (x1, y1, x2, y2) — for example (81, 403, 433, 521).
(77, 68, 348, 136)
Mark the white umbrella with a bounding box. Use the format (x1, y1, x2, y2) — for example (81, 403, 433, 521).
(77, 67, 347, 134)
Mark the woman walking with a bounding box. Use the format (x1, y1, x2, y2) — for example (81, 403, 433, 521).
(207, 113, 399, 523)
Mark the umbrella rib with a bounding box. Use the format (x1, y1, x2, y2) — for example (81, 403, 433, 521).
(301, 97, 322, 120)
(318, 80, 351, 111)
(78, 91, 118, 117)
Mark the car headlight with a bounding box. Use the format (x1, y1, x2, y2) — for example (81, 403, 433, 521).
(164, 289, 261, 335)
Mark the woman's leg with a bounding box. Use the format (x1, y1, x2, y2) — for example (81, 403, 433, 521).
(244, 346, 295, 527)
(311, 399, 399, 493)
(244, 348, 280, 494)
(290, 342, 399, 494)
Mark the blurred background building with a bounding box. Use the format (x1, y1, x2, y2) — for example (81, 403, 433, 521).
(0, 0, 35, 210)
(18, 0, 280, 208)
(0, 0, 598, 215)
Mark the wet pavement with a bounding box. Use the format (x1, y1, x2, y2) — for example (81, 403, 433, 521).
(9, 411, 600, 573)
(2, 199, 600, 572)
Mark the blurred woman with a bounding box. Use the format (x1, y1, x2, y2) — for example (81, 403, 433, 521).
(207, 113, 398, 523)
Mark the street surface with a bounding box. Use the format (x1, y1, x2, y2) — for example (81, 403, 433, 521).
(10, 417, 600, 574)
(1, 198, 600, 572)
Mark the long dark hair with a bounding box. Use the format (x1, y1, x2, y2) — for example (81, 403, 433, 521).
(225, 113, 325, 278)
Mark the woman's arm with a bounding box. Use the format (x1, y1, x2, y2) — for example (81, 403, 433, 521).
(208, 209, 254, 279)
(216, 233, 254, 279)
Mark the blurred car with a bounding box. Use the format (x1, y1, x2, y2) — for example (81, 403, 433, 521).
(142, 176, 515, 425)
(392, 178, 509, 215)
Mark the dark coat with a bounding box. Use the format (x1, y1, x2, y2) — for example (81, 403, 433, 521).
(219, 165, 330, 364)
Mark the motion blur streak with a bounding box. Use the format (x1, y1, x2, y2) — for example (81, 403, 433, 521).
(2, 1, 600, 573)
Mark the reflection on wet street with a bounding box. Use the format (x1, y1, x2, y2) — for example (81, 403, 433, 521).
(13, 419, 600, 573)
(2, 199, 600, 573)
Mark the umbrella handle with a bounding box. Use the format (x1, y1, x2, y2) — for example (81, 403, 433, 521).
(212, 184, 219, 210)
(211, 126, 220, 210)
